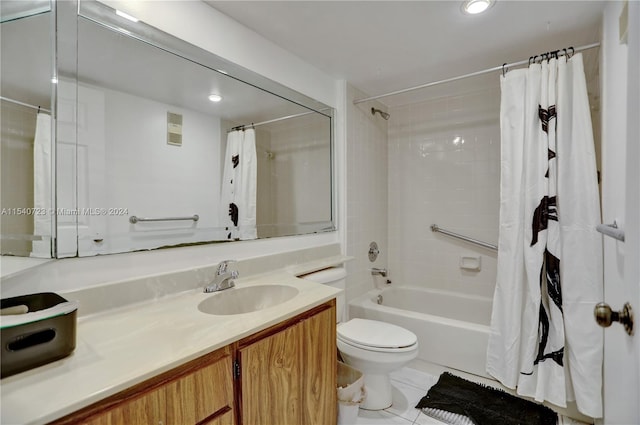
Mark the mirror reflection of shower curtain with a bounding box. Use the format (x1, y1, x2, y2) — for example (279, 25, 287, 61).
(486, 53, 603, 418)
(31, 112, 51, 258)
(220, 128, 257, 240)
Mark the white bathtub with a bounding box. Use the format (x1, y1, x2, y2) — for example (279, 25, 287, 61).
(348, 286, 493, 378)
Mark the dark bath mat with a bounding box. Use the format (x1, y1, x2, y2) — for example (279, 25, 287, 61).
(415, 372, 558, 425)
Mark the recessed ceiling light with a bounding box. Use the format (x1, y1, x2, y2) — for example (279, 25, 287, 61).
(116, 9, 139, 23)
(462, 0, 494, 15)
(208, 94, 223, 102)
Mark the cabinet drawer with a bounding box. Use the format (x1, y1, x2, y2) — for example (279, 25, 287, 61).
(81, 387, 165, 425)
(166, 353, 234, 424)
(201, 409, 234, 425)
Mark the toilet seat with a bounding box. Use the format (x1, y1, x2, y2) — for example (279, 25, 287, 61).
(337, 318, 417, 353)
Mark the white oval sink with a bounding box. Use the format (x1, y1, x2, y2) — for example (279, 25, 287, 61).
(198, 285, 299, 315)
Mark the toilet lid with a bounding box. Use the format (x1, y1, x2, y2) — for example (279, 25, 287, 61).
(337, 318, 417, 349)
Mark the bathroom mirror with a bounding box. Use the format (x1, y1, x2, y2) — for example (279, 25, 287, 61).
(0, 1, 54, 263)
(57, 1, 334, 257)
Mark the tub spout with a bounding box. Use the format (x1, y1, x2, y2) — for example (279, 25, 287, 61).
(371, 268, 387, 277)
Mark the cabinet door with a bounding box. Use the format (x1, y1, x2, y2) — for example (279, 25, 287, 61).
(166, 353, 234, 425)
(300, 307, 336, 425)
(82, 387, 165, 425)
(239, 324, 302, 425)
(239, 304, 337, 425)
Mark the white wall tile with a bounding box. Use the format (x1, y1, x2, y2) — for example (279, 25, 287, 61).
(388, 84, 501, 298)
(345, 85, 389, 305)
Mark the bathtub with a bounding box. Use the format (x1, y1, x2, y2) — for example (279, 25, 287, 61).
(348, 286, 493, 378)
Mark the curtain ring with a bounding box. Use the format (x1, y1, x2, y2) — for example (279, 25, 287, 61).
(563, 48, 568, 62)
(569, 46, 575, 59)
(529, 56, 534, 66)
(502, 63, 508, 77)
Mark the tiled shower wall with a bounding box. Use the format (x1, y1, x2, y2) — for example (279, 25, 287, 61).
(345, 84, 390, 303)
(387, 83, 501, 298)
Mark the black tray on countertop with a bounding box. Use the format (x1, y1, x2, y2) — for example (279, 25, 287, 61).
(1, 292, 77, 378)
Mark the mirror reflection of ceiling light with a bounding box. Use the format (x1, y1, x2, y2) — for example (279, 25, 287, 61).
(462, 0, 494, 15)
(453, 136, 465, 146)
(116, 10, 139, 23)
(208, 94, 223, 102)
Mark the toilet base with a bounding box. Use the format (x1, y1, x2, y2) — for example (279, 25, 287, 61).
(359, 372, 393, 410)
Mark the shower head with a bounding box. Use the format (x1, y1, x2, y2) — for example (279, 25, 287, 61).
(371, 107, 390, 120)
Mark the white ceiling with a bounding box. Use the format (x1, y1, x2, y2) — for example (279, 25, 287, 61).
(1, 9, 319, 126)
(76, 18, 309, 125)
(206, 1, 605, 107)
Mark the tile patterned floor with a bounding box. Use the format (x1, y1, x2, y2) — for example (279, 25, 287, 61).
(352, 364, 592, 425)
(354, 367, 444, 425)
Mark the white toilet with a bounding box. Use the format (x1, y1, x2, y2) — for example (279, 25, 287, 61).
(302, 267, 419, 410)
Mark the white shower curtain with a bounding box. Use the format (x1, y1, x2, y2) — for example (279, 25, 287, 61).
(220, 128, 257, 240)
(31, 112, 51, 258)
(487, 53, 603, 418)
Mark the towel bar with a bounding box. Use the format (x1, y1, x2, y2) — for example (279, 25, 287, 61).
(596, 222, 625, 242)
(129, 215, 199, 224)
(431, 224, 498, 252)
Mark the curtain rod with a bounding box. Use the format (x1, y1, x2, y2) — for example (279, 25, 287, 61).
(353, 42, 601, 104)
(0, 95, 51, 113)
(228, 109, 327, 133)
(229, 110, 315, 132)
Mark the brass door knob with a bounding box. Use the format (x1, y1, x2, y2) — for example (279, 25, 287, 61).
(594, 302, 634, 336)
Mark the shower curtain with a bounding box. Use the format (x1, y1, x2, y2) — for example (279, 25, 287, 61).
(220, 128, 257, 240)
(31, 112, 51, 258)
(486, 53, 603, 418)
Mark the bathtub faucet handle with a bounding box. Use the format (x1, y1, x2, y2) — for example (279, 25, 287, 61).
(371, 268, 387, 278)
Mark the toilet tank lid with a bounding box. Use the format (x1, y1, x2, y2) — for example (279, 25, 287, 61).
(338, 318, 417, 349)
(299, 267, 347, 284)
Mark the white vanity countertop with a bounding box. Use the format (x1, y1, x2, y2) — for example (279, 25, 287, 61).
(0, 266, 343, 425)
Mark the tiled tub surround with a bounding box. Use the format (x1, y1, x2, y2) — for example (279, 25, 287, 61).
(387, 84, 501, 298)
(345, 84, 389, 302)
(0, 248, 348, 425)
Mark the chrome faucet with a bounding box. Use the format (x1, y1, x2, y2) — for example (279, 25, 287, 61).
(370, 268, 387, 277)
(204, 260, 239, 293)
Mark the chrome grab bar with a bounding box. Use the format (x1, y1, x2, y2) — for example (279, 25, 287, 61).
(430, 224, 498, 252)
(129, 215, 199, 224)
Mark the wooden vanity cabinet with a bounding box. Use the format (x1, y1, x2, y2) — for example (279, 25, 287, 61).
(50, 300, 336, 425)
(78, 386, 166, 425)
(236, 301, 336, 425)
(52, 347, 234, 425)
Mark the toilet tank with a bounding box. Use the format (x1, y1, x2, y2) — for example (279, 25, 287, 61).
(300, 267, 346, 322)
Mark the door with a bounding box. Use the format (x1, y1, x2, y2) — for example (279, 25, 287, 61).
(601, 2, 640, 424)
